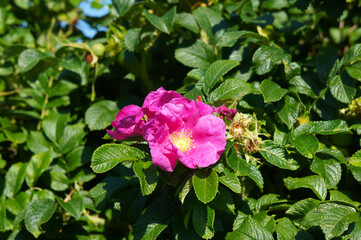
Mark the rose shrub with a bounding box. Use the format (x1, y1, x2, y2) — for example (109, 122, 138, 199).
(1, 0, 361, 239)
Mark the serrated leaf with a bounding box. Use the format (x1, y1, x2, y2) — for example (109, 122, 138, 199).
(349, 149, 361, 167)
(125, 28, 141, 52)
(175, 40, 216, 68)
(204, 60, 239, 93)
(260, 79, 288, 102)
(328, 73, 356, 104)
(218, 167, 242, 194)
(301, 202, 358, 240)
(226, 216, 274, 240)
(329, 190, 361, 209)
(290, 134, 319, 159)
(208, 78, 253, 102)
(310, 157, 341, 189)
(89, 177, 130, 210)
(340, 43, 361, 68)
(277, 95, 300, 129)
(255, 194, 286, 212)
(259, 140, 300, 170)
(192, 202, 215, 239)
(289, 75, 319, 98)
(192, 169, 218, 204)
(175, 12, 199, 33)
(56, 195, 83, 220)
(85, 100, 118, 131)
(5, 162, 27, 198)
(91, 144, 144, 173)
(276, 218, 299, 240)
(345, 61, 361, 81)
(253, 45, 286, 75)
(24, 199, 57, 238)
(134, 196, 175, 240)
(25, 149, 54, 187)
(293, 120, 350, 138)
(218, 30, 269, 47)
(284, 175, 327, 200)
(144, 7, 176, 34)
(133, 160, 158, 196)
(286, 198, 321, 217)
(227, 150, 263, 190)
(18, 49, 57, 73)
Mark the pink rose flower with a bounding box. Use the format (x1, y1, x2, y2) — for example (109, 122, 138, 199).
(213, 105, 237, 119)
(107, 105, 144, 140)
(142, 87, 182, 119)
(143, 98, 226, 172)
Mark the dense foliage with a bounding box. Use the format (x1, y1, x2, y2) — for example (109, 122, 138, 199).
(2, 0, 361, 239)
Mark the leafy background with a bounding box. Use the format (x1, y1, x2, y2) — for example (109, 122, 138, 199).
(1, 0, 361, 239)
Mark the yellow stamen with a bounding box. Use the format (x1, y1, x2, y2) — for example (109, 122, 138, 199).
(169, 129, 195, 152)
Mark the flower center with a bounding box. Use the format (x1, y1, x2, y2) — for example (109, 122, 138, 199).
(169, 129, 195, 152)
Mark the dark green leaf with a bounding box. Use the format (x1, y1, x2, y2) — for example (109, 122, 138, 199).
(260, 79, 288, 102)
(192, 202, 215, 239)
(290, 134, 319, 159)
(192, 169, 218, 204)
(349, 149, 361, 167)
(24, 199, 57, 238)
(85, 100, 118, 131)
(226, 216, 274, 240)
(259, 140, 300, 170)
(25, 149, 54, 187)
(345, 61, 361, 81)
(253, 45, 287, 75)
(56, 195, 83, 220)
(133, 160, 158, 196)
(277, 95, 300, 129)
(227, 150, 263, 190)
(275, 218, 299, 240)
(125, 28, 141, 52)
(91, 144, 144, 173)
(5, 162, 27, 198)
(218, 168, 242, 194)
(144, 7, 176, 34)
(175, 40, 216, 68)
(204, 60, 239, 93)
(208, 78, 253, 102)
(293, 120, 350, 138)
(284, 175, 327, 200)
(175, 13, 199, 33)
(310, 157, 341, 189)
(328, 73, 356, 104)
(286, 198, 321, 218)
(218, 30, 269, 47)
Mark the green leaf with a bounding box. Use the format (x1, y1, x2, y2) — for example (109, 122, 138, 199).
(301, 202, 358, 240)
(284, 175, 327, 200)
(290, 134, 319, 159)
(24, 199, 57, 238)
(175, 40, 216, 68)
(89, 177, 130, 210)
(192, 202, 215, 239)
(5, 162, 27, 198)
(179, 178, 192, 204)
(133, 160, 158, 196)
(133, 196, 175, 240)
(345, 61, 361, 81)
(192, 169, 218, 204)
(42, 110, 69, 143)
(276, 218, 299, 240)
(57, 123, 85, 154)
(14, 0, 29, 9)
(204, 60, 239, 93)
(289, 75, 319, 98)
(25, 149, 54, 187)
(277, 95, 300, 129)
(255, 194, 286, 212)
(144, 7, 176, 34)
(286, 198, 321, 218)
(329, 190, 361, 209)
(18, 49, 56, 73)
(340, 43, 361, 68)
(226, 216, 274, 240)
(91, 144, 144, 173)
(0, 62, 14, 76)
(85, 100, 118, 131)
(56, 195, 83, 220)
(293, 120, 350, 138)
(259, 140, 300, 170)
(27, 131, 52, 154)
(211, 186, 236, 214)
(349, 149, 361, 167)
(253, 45, 287, 75)
(48, 80, 77, 98)
(125, 28, 141, 52)
(310, 157, 341, 189)
(218, 167, 242, 194)
(218, 30, 269, 47)
(315, 49, 338, 82)
(49, 166, 69, 191)
(260, 79, 288, 102)
(227, 150, 263, 191)
(328, 73, 356, 104)
(175, 12, 199, 33)
(192, 7, 222, 45)
(208, 78, 253, 102)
